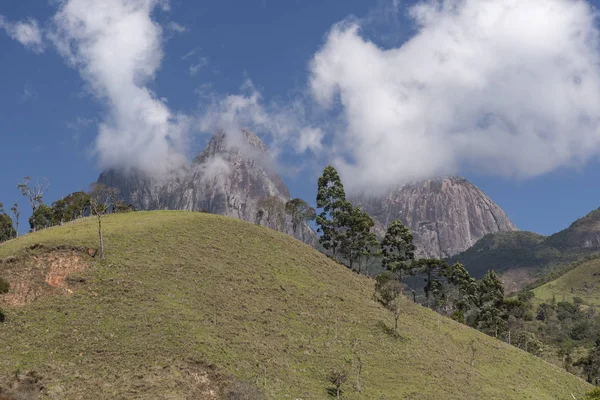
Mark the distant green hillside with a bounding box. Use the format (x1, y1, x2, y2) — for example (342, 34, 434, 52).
(0, 212, 591, 399)
(534, 257, 600, 307)
(449, 208, 600, 291)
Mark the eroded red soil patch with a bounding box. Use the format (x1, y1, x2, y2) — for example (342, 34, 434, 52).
(0, 245, 94, 306)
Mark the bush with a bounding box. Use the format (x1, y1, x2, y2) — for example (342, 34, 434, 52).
(0, 277, 9, 295)
(585, 387, 600, 400)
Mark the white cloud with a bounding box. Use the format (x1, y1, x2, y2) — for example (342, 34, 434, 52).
(49, 0, 189, 175)
(198, 80, 323, 158)
(297, 127, 323, 153)
(0, 15, 44, 52)
(168, 21, 187, 33)
(309, 0, 600, 193)
(189, 57, 208, 76)
(182, 48, 197, 60)
(200, 155, 231, 184)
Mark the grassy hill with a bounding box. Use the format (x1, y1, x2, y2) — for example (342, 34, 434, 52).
(0, 211, 591, 399)
(533, 257, 600, 307)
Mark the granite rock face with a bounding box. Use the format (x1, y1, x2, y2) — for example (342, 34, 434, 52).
(98, 130, 317, 245)
(351, 177, 517, 259)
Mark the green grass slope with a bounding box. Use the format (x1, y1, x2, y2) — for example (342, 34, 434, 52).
(0, 212, 591, 399)
(534, 257, 600, 307)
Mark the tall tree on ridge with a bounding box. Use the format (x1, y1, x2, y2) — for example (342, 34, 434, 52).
(474, 270, 506, 338)
(10, 203, 20, 237)
(17, 176, 49, 233)
(316, 165, 349, 261)
(0, 203, 16, 243)
(381, 219, 416, 290)
(340, 205, 377, 272)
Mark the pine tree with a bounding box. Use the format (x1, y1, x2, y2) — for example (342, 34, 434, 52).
(412, 258, 448, 309)
(473, 270, 506, 338)
(381, 219, 416, 289)
(340, 205, 376, 271)
(316, 165, 349, 261)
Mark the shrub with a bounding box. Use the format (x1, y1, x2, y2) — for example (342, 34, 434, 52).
(585, 387, 600, 400)
(0, 278, 9, 295)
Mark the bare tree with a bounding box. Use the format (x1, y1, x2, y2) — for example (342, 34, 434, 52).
(17, 176, 49, 233)
(10, 203, 20, 238)
(89, 184, 118, 260)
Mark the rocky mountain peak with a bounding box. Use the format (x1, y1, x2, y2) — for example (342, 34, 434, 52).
(351, 176, 517, 259)
(196, 129, 268, 163)
(98, 129, 315, 245)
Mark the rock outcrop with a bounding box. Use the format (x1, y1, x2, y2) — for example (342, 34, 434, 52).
(98, 130, 317, 244)
(351, 177, 517, 259)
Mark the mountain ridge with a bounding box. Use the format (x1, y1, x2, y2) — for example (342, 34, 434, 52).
(98, 130, 316, 244)
(351, 176, 517, 259)
(450, 206, 600, 292)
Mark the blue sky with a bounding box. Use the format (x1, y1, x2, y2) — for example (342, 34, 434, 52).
(1, 0, 600, 236)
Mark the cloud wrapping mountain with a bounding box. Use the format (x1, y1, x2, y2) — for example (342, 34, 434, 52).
(308, 0, 600, 193)
(49, 0, 189, 176)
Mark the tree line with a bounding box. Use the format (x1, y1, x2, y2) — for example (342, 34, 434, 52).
(0, 177, 135, 244)
(255, 196, 316, 241)
(313, 164, 600, 387)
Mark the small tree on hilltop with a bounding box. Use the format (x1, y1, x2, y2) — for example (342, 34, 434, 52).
(29, 204, 53, 232)
(381, 219, 416, 289)
(285, 198, 316, 239)
(17, 176, 49, 233)
(89, 184, 119, 260)
(10, 203, 20, 237)
(0, 203, 16, 243)
(316, 165, 350, 261)
(51, 198, 68, 226)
